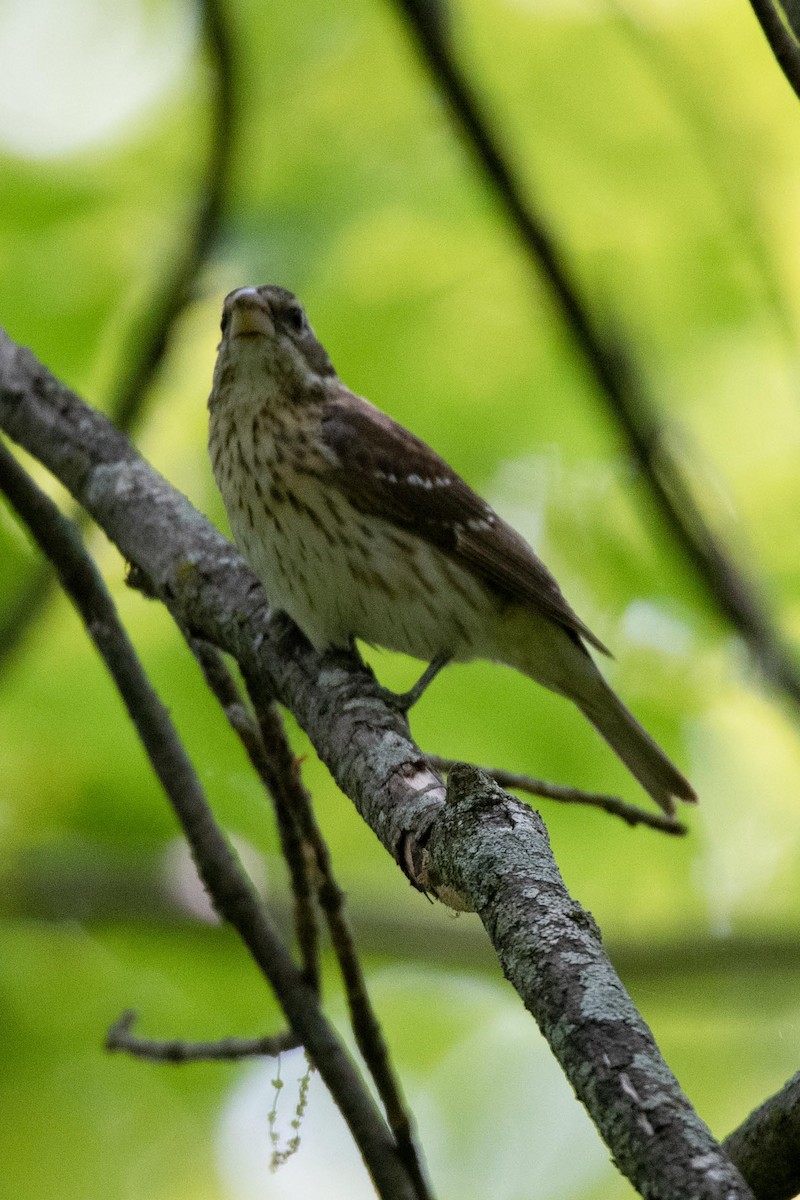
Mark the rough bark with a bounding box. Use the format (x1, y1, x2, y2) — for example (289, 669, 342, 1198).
(0, 331, 756, 1199)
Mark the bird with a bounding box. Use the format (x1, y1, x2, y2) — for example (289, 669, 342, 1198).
(208, 284, 697, 815)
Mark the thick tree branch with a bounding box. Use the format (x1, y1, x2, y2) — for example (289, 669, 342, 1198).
(0, 432, 421, 1200)
(0, 334, 754, 1198)
(425, 765, 753, 1200)
(391, 0, 800, 712)
(724, 1071, 800, 1200)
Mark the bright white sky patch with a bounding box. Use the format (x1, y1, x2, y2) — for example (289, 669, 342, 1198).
(0, 0, 194, 159)
(216, 969, 612, 1200)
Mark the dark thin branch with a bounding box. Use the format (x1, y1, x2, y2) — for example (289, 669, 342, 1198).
(724, 1071, 800, 1200)
(155, 628, 429, 1197)
(0, 0, 235, 670)
(244, 673, 432, 1200)
(106, 1010, 301, 1063)
(0, 435, 419, 1200)
(392, 0, 800, 711)
(426, 755, 686, 834)
(747, 0, 800, 101)
(181, 633, 321, 992)
(0, 335, 754, 1198)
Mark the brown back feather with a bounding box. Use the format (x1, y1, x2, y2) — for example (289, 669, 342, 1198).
(318, 393, 610, 656)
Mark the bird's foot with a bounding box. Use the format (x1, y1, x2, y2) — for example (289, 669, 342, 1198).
(376, 655, 451, 713)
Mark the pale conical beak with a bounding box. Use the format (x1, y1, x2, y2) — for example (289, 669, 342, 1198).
(228, 288, 274, 338)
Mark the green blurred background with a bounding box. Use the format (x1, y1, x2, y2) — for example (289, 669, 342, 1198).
(2, 0, 800, 1196)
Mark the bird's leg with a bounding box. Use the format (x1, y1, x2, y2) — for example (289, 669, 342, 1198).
(375, 654, 451, 713)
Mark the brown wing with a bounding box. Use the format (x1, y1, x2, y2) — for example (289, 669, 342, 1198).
(318, 393, 610, 655)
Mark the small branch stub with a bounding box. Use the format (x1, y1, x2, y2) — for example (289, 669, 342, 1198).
(106, 1010, 301, 1063)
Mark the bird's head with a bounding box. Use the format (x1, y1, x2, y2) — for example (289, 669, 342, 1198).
(212, 285, 336, 402)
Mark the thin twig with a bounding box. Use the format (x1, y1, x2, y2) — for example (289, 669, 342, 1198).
(106, 1010, 301, 1063)
(0, 437, 420, 1200)
(161, 629, 429, 1198)
(181, 633, 321, 992)
(243, 674, 432, 1200)
(0, 0, 235, 670)
(392, 0, 800, 711)
(426, 756, 686, 834)
(747, 0, 800, 101)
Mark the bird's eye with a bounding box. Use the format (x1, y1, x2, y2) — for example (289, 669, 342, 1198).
(220, 310, 230, 336)
(284, 305, 305, 334)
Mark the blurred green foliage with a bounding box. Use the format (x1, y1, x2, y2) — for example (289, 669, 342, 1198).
(1, 0, 800, 1197)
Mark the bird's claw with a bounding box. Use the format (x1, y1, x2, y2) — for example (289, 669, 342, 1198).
(375, 654, 450, 713)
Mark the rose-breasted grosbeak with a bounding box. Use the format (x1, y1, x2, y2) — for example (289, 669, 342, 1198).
(208, 285, 696, 815)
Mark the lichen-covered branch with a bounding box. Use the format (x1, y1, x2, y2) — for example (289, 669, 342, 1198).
(0, 332, 755, 1198)
(425, 765, 753, 1199)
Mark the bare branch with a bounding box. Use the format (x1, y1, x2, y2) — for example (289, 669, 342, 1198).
(244, 673, 432, 1200)
(181, 634, 321, 992)
(106, 1010, 301, 1063)
(747, 0, 800, 101)
(427, 755, 687, 834)
(724, 1071, 800, 1200)
(391, 0, 800, 713)
(426, 765, 753, 1200)
(152, 609, 428, 1191)
(0, 433, 420, 1200)
(0, 335, 753, 1198)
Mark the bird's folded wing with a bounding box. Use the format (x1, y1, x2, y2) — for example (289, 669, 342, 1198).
(318, 393, 609, 655)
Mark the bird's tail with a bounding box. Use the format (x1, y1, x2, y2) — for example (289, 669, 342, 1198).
(575, 675, 697, 816)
